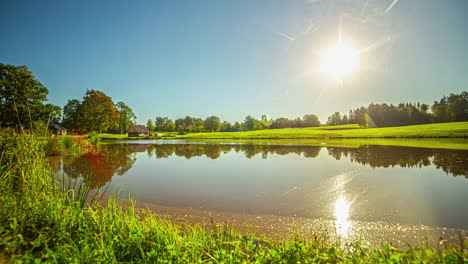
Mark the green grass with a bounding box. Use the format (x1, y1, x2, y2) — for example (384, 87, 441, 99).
(179, 122, 468, 139)
(1, 131, 466, 263)
(180, 138, 468, 150)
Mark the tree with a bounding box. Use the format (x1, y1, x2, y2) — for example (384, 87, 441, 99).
(146, 119, 155, 131)
(303, 114, 320, 127)
(155, 117, 166, 131)
(116, 101, 136, 133)
(193, 118, 205, 132)
(204, 116, 221, 132)
(445, 92, 468, 122)
(62, 99, 82, 130)
(254, 114, 271, 130)
(242, 116, 256, 131)
(80, 89, 119, 132)
(0, 63, 58, 128)
(165, 119, 175, 132)
(292, 117, 303, 128)
(41, 104, 62, 123)
(327, 112, 342, 126)
(270, 118, 291, 129)
(221, 121, 232, 132)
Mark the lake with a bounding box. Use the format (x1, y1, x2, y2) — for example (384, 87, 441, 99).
(49, 140, 468, 244)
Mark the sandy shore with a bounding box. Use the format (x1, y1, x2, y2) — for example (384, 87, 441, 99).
(129, 199, 466, 249)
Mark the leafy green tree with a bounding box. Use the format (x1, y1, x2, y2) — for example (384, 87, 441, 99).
(146, 119, 155, 131)
(193, 118, 205, 132)
(270, 118, 292, 129)
(327, 112, 342, 126)
(116, 101, 136, 133)
(80, 89, 119, 132)
(0, 63, 58, 128)
(254, 114, 271, 130)
(438, 92, 468, 122)
(41, 104, 62, 123)
(204, 116, 221, 132)
(155, 117, 166, 131)
(175, 118, 185, 132)
(62, 99, 82, 130)
(242, 115, 256, 131)
(221, 121, 232, 132)
(303, 114, 320, 127)
(175, 116, 196, 132)
(165, 119, 175, 132)
(292, 117, 303, 128)
(234, 122, 241, 130)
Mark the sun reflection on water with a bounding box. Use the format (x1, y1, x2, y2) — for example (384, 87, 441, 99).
(334, 195, 352, 237)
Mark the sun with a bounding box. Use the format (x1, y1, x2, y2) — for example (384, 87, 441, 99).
(318, 42, 359, 81)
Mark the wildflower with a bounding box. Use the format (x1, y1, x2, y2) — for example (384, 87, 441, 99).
(18, 130, 23, 134)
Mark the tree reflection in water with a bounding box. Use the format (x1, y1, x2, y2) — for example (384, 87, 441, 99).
(57, 144, 137, 188)
(143, 143, 467, 178)
(51, 143, 468, 189)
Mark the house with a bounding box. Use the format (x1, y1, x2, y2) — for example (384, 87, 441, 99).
(50, 121, 67, 136)
(127, 144, 152, 152)
(127, 125, 151, 137)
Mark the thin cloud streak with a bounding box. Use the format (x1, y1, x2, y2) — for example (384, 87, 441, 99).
(385, 0, 399, 14)
(273, 30, 296, 41)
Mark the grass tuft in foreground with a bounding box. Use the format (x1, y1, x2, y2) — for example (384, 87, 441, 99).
(0, 131, 466, 263)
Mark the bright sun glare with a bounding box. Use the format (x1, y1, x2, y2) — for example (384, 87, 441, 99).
(319, 42, 359, 81)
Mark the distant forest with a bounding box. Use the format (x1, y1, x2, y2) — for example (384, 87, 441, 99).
(145, 92, 468, 132)
(325, 92, 468, 127)
(1, 63, 467, 133)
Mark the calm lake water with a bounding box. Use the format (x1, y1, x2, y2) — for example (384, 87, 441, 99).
(50, 140, 468, 231)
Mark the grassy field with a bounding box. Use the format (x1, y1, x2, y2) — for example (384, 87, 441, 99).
(99, 123, 468, 140)
(1, 132, 467, 262)
(180, 138, 468, 150)
(98, 122, 468, 150)
(179, 122, 468, 139)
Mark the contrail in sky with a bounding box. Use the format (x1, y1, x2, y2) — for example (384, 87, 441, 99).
(385, 0, 399, 13)
(280, 186, 298, 197)
(274, 30, 296, 41)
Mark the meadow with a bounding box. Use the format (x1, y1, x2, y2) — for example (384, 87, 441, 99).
(179, 122, 468, 139)
(99, 122, 468, 150)
(0, 131, 467, 263)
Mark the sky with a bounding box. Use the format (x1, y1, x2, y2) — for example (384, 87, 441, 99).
(1, 0, 467, 124)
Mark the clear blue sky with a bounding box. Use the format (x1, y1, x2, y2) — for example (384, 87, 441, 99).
(1, 0, 467, 123)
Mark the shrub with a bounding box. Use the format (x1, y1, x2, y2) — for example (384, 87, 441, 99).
(88, 131, 101, 145)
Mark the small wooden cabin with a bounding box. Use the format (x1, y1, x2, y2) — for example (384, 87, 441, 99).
(50, 121, 67, 136)
(127, 125, 151, 137)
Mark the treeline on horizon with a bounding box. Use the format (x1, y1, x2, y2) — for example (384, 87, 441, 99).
(1, 63, 467, 133)
(326, 92, 468, 127)
(142, 91, 468, 133)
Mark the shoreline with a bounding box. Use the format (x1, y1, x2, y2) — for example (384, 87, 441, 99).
(101, 137, 468, 150)
(97, 193, 467, 249)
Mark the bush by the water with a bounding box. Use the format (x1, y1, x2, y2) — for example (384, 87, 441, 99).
(88, 131, 102, 145)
